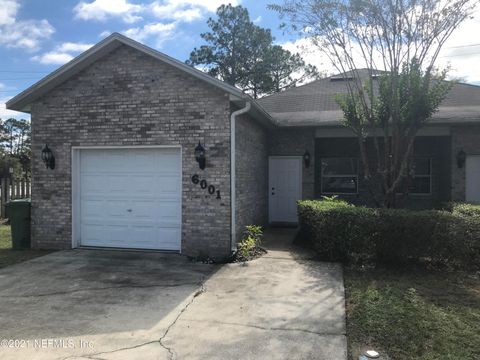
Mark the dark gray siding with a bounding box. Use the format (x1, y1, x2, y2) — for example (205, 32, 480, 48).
(314, 136, 451, 208)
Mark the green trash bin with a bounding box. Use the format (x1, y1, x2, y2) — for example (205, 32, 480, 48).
(5, 199, 31, 250)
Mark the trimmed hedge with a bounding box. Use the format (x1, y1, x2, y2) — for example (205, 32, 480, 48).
(298, 200, 480, 268)
(445, 202, 480, 217)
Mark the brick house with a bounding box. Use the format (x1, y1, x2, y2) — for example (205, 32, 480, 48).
(6, 33, 480, 260)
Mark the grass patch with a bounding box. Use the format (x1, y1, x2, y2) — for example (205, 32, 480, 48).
(345, 268, 480, 360)
(0, 225, 52, 269)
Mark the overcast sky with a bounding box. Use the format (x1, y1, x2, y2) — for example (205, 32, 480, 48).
(1, 0, 480, 119)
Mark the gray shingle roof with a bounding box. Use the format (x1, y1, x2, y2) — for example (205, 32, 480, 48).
(258, 69, 480, 126)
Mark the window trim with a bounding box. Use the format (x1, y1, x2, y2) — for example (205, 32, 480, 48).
(399, 157, 433, 196)
(320, 157, 359, 195)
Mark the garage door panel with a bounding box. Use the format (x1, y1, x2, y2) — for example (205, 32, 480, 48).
(131, 200, 157, 219)
(130, 225, 157, 243)
(157, 153, 181, 171)
(81, 152, 105, 170)
(81, 174, 106, 194)
(101, 153, 126, 172)
(135, 175, 160, 195)
(148, 228, 181, 249)
(130, 158, 155, 172)
(81, 224, 107, 245)
(81, 199, 105, 218)
(158, 175, 180, 193)
(79, 148, 181, 251)
(157, 201, 181, 220)
(106, 176, 132, 193)
(105, 200, 131, 218)
(105, 225, 131, 244)
(82, 199, 131, 219)
(133, 201, 182, 222)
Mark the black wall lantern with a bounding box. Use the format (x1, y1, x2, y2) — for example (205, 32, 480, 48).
(41, 144, 55, 170)
(457, 149, 466, 168)
(194, 141, 206, 170)
(303, 150, 311, 168)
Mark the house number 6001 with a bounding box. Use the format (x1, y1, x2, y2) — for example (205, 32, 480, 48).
(191, 174, 221, 199)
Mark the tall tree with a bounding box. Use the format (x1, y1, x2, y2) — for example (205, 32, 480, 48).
(235, 22, 274, 98)
(0, 118, 31, 179)
(271, 0, 477, 207)
(264, 45, 320, 94)
(187, 5, 272, 88)
(187, 4, 318, 98)
(2, 118, 30, 156)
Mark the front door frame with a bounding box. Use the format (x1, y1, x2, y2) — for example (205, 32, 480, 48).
(268, 156, 302, 224)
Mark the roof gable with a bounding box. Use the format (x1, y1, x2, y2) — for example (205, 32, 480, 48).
(6, 33, 272, 125)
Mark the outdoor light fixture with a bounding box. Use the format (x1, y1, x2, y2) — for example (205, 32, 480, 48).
(194, 141, 206, 170)
(303, 150, 311, 168)
(457, 149, 466, 168)
(41, 144, 55, 170)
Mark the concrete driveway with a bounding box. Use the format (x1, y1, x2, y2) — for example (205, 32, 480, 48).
(0, 229, 346, 360)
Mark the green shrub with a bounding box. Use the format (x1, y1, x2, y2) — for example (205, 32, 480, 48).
(244, 225, 263, 245)
(297, 200, 480, 268)
(446, 202, 480, 217)
(236, 225, 264, 260)
(237, 236, 257, 259)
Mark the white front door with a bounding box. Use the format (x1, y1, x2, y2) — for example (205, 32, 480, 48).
(269, 157, 302, 223)
(78, 147, 182, 250)
(466, 155, 480, 203)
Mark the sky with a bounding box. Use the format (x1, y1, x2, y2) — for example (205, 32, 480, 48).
(1, 0, 480, 119)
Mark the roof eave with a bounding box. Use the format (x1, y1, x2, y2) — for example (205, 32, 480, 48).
(6, 35, 126, 113)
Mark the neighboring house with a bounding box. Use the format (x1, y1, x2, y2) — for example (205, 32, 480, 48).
(6, 33, 480, 259)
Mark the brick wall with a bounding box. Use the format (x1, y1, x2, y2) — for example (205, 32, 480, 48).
(451, 125, 480, 201)
(235, 113, 268, 243)
(30, 45, 232, 259)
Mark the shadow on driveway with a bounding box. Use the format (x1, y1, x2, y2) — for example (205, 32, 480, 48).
(0, 229, 346, 360)
(0, 249, 217, 359)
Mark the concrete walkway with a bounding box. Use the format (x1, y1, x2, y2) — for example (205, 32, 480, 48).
(0, 229, 346, 360)
(160, 228, 347, 360)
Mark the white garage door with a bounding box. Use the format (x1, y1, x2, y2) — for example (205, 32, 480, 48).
(79, 148, 181, 250)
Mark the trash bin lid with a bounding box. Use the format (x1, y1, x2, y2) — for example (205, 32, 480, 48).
(5, 198, 31, 207)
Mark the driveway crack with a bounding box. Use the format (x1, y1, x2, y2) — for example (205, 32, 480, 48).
(60, 341, 160, 360)
(179, 318, 345, 336)
(159, 283, 205, 359)
(59, 279, 207, 360)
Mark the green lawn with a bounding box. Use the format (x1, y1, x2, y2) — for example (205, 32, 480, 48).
(345, 268, 480, 360)
(0, 225, 51, 269)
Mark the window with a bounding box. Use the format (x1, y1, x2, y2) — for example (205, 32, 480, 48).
(407, 158, 432, 194)
(321, 158, 358, 194)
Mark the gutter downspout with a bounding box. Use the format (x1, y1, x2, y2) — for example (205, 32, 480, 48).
(230, 101, 251, 252)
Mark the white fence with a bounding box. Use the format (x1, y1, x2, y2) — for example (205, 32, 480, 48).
(1, 178, 31, 217)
